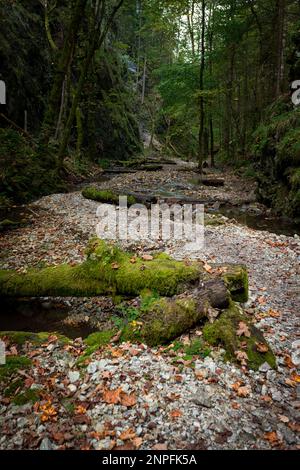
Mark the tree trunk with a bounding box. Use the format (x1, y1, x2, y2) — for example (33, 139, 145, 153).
(198, 0, 206, 173)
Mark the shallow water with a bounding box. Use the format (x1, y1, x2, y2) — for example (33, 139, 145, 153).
(1, 298, 96, 339)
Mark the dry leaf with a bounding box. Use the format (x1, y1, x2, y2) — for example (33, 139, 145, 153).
(119, 428, 136, 441)
(237, 385, 251, 397)
(236, 321, 251, 338)
(278, 414, 289, 423)
(102, 387, 121, 404)
(130, 257, 137, 264)
(170, 409, 182, 419)
(256, 342, 269, 353)
(120, 392, 137, 407)
(132, 437, 143, 449)
(111, 262, 120, 270)
(291, 372, 300, 383)
(268, 309, 281, 318)
(264, 431, 280, 445)
(235, 350, 248, 366)
(203, 263, 213, 273)
(141, 254, 153, 261)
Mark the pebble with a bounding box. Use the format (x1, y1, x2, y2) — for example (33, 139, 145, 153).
(68, 371, 80, 383)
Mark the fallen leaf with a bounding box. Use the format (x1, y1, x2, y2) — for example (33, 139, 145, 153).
(75, 405, 86, 415)
(111, 262, 120, 270)
(120, 392, 137, 407)
(291, 372, 300, 383)
(258, 296, 266, 305)
(284, 354, 295, 369)
(130, 257, 137, 264)
(102, 387, 122, 404)
(236, 321, 251, 338)
(264, 431, 280, 446)
(235, 350, 248, 366)
(237, 385, 251, 398)
(119, 428, 136, 441)
(170, 409, 182, 419)
(268, 308, 281, 318)
(285, 378, 296, 388)
(203, 263, 213, 273)
(132, 437, 143, 449)
(141, 254, 153, 261)
(278, 414, 289, 423)
(256, 342, 269, 353)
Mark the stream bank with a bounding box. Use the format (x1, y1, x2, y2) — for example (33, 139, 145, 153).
(0, 164, 299, 450)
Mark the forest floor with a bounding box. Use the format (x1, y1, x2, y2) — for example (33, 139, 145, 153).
(0, 163, 299, 450)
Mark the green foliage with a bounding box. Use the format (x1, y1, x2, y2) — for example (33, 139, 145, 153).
(0, 356, 32, 382)
(0, 129, 64, 205)
(252, 100, 300, 218)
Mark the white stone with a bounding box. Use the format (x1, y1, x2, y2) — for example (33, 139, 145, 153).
(68, 371, 80, 383)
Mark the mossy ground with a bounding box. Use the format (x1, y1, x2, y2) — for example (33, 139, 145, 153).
(0, 355, 32, 382)
(203, 303, 276, 370)
(222, 265, 248, 303)
(0, 331, 70, 345)
(77, 330, 116, 365)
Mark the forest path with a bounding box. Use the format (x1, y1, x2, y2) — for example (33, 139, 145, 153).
(0, 166, 299, 450)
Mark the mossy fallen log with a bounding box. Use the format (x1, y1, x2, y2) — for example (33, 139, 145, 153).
(0, 240, 248, 301)
(203, 303, 276, 370)
(82, 188, 137, 206)
(122, 280, 230, 347)
(0, 240, 201, 297)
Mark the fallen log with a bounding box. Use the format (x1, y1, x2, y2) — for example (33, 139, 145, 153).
(0, 240, 248, 301)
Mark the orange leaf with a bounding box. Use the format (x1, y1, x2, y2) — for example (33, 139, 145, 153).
(291, 372, 300, 383)
(237, 385, 251, 398)
(170, 409, 182, 419)
(130, 257, 137, 264)
(132, 437, 143, 449)
(256, 342, 269, 353)
(203, 263, 213, 273)
(119, 428, 136, 441)
(268, 309, 281, 318)
(120, 392, 137, 407)
(102, 387, 122, 404)
(75, 405, 86, 415)
(264, 431, 280, 445)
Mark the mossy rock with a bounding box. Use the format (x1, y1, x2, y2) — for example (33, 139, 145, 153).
(0, 331, 70, 345)
(203, 303, 276, 370)
(222, 265, 248, 303)
(82, 188, 136, 206)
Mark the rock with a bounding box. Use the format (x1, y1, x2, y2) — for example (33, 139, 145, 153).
(94, 438, 114, 450)
(259, 362, 272, 373)
(192, 388, 213, 408)
(68, 371, 80, 383)
(203, 357, 216, 374)
(68, 384, 77, 393)
(39, 437, 53, 450)
(87, 362, 98, 374)
(291, 340, 300, 366)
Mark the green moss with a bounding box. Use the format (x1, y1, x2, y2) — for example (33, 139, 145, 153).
(203, 303, 276, 370)
(84, 330, 115, 347)
(12, 389, 40, 406)
(0, 356, 32, 381)
(76, 329, 116, 365)
(222, 265, 248, 303)
(4, 378, 24, 397)
(122, 296, 205, 346)
(82, 187, 136, 206)
(0, 331, 69, 345)
(0, 240, 201, 298)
